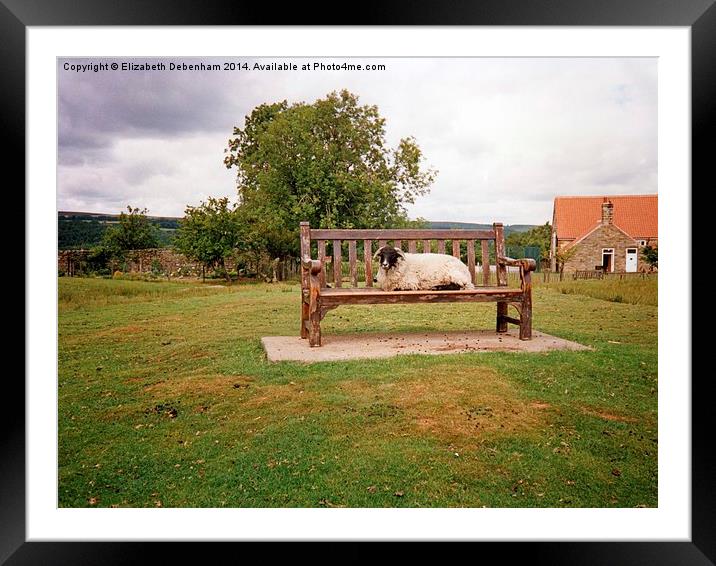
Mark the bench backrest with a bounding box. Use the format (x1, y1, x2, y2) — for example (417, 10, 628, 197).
(300, 222, 508, 289)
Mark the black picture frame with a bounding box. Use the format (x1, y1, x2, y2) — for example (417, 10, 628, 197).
(8, 0, 708, 563)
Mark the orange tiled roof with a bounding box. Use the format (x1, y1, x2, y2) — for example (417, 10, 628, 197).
(553, 194, 658, 240)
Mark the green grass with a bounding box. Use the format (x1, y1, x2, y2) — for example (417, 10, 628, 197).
(538, 275, 657, 306)
(58, 277, 657, 508)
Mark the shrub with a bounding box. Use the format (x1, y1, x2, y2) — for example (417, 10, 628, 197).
(150, 259, 164, 275)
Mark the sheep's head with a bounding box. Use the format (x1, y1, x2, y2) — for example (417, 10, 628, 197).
(374, 245, 405, 271)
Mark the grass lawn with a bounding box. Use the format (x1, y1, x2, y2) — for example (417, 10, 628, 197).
(540, 275, 657, 306)
(58, 276, 657, 508)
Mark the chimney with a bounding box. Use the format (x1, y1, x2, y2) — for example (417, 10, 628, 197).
(601, 199, 614, 225)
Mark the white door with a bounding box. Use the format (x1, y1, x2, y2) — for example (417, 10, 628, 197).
(625, 248, 638, 272)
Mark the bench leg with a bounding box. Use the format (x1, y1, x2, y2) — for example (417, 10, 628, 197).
(308, 298, 321, 347)
(496, 302, 508, 333)
(519, 276, 533, 340)
(307, 270, 322, 346)
(519, 300, 532, 340)
(300, 300, 309, 339)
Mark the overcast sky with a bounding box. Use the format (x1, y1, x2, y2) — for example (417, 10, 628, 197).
(58, 57, 657, 225)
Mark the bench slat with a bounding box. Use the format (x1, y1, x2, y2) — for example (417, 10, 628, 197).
(317, 240, 327, 288)
(394, 239, 402, 250)
(452, 240, 460, 258)
(333, 239, 342, 288)
(408, 240, 417, 253)
(437, 240, 445, 254)
(467, 240, 476, 284)
(348, 240, 358, 287)
(422, 239, 431, 253)
(481, 239, 490, 286)
(364, 239, 373, 287)
(494, 224, 507, 287)
(311, 229, 496, 240)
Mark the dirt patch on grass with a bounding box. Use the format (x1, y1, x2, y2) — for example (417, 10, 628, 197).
(95, 324, 146, 338)
(396, 374, 543, 440)
(142, 374, 319, 424)
(581, 407, 639, 423)
(336, 365, 547, 447)
(144, 373, 255, 397)
(233, 382, 322, 426)
(241, 382, 314, 410)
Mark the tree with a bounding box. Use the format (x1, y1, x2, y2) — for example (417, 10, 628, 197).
(555, 245, 577, 274)
(505, 222, 552, 261)
(102, 206, 159, 259)
(224, 90, 437, 258)
(173, 197, 243, 282)
(233, 202, 291, 276)
(641, 244, 658, 270)
(86, 245, 112, 274)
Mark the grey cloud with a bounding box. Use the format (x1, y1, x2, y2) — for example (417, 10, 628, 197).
(59, 58, 242, 140)
(57, 57, 263, 208)
(58, 133, 238, 217)
(57, 57, 264, 171)
(120, 161, 176, 185)
(594, 170, 643, 187)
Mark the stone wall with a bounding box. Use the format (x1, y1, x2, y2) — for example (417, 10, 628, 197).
(58, 249, 90, 276)
(122, 249, 208, 277)
(58, 248, 215, 277)
(58, 248, 300, 280)
(561, 224, 640, 272)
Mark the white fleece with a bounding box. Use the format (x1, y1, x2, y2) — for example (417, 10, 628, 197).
(376, 252, 475, 291)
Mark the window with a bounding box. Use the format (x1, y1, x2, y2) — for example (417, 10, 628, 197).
(639, 240, 647, 246)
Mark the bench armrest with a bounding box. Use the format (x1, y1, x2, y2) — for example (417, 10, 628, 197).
(498, 256, 537, 272)
(301, 257, 323, 275)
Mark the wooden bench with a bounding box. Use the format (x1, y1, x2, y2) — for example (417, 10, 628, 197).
(299, 222, 536, 347)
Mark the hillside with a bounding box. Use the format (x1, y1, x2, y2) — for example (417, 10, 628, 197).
(58, 211, 180, 250)
(427, 221, 537, 235)
(58, 212, 539, 250)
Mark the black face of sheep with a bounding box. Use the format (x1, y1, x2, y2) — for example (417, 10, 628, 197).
(374, 245, 405, 271)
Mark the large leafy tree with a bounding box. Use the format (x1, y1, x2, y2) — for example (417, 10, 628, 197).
(101, 206, 159, 259)
(224, 90, 436, 257)
(173, 197, 243, 282)
(505, 222, 552, 261)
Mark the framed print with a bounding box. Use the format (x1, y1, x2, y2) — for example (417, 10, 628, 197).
(11, 0, 711, 563)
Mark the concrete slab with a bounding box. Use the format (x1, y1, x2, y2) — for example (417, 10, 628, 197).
(261, 330, 590, 363)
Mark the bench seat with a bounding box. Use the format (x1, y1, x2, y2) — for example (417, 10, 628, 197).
(320, 286, 523, 305)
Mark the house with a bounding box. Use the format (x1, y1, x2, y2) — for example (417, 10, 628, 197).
(549, 194, 658, 273)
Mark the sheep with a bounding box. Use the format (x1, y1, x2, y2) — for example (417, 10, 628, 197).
(373, 245, 475, 291)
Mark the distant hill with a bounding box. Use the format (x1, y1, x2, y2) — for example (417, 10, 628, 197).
(58, 212, 540, 250)
(427, 221, 538, 235)
(58, 211, 180, 250)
